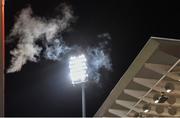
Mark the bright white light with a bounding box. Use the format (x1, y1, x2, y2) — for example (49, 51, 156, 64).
(144, 109, 149, 113)
(154, 99, 159, 104)
(69, 54, 88, 85)
(166, 89, 172, 93)
(143, 104, 151, 113)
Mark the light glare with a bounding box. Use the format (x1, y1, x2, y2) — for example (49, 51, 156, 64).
(144, 109, 149, 113)
(154, 100, 159, 104)
(166, 89, 172, 93)
(69, 54, 88, 84)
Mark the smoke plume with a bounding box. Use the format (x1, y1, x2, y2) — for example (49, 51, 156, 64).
(7, 4, 74, 73)
(7, 4, 112, 82)
(86, 33, 112, 82)
(43, 38, 71, 61)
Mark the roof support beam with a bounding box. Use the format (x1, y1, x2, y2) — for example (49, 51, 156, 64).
(108, 109, 128, 116)
(124, 89, 180, 107)
(133, 77, 180, 95)
(144, 63, 180, 81)
(126, 59, 180, 115)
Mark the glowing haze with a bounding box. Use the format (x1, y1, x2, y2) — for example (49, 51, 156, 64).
(7, 3, 112, 82)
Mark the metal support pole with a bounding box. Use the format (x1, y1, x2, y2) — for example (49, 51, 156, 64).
(81, 83, 86, 117)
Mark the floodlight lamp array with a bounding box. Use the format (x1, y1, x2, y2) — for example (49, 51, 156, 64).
(69, 54, 88, 85)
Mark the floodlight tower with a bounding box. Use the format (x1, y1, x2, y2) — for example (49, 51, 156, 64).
(69, 54, 88, 117)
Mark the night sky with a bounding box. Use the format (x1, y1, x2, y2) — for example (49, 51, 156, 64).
(5, 0, 180, 117)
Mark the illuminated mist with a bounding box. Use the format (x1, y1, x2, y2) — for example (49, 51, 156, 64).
(7, 3, 112, 82)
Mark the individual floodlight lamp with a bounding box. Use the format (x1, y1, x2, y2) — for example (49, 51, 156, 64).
(165, 83, 174, 93)
(69, 54, 88, 117)
(69, 54, 88, 85)
(143, 103, 151, 113)
(153, 94, 160, 104)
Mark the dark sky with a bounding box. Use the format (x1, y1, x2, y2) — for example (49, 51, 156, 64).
(5, 0, 180, 117)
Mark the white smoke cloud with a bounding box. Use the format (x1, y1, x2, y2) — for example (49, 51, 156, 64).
(87, 48, 112, 82)
(7, 3, 112, 83)
(97, 32, 112, 40)
(86, 35, 112, 82)
(7, 4, 74, 73)
(44, 38, 71, 61)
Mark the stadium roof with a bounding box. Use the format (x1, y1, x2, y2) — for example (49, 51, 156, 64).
(95, 37, 180, 117)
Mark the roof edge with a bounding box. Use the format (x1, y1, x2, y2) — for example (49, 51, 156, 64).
(151, 36, 180, 42)
(94, 37, 160, 117)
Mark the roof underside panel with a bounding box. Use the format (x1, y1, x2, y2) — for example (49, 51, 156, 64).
(95, 37, 180, 117)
